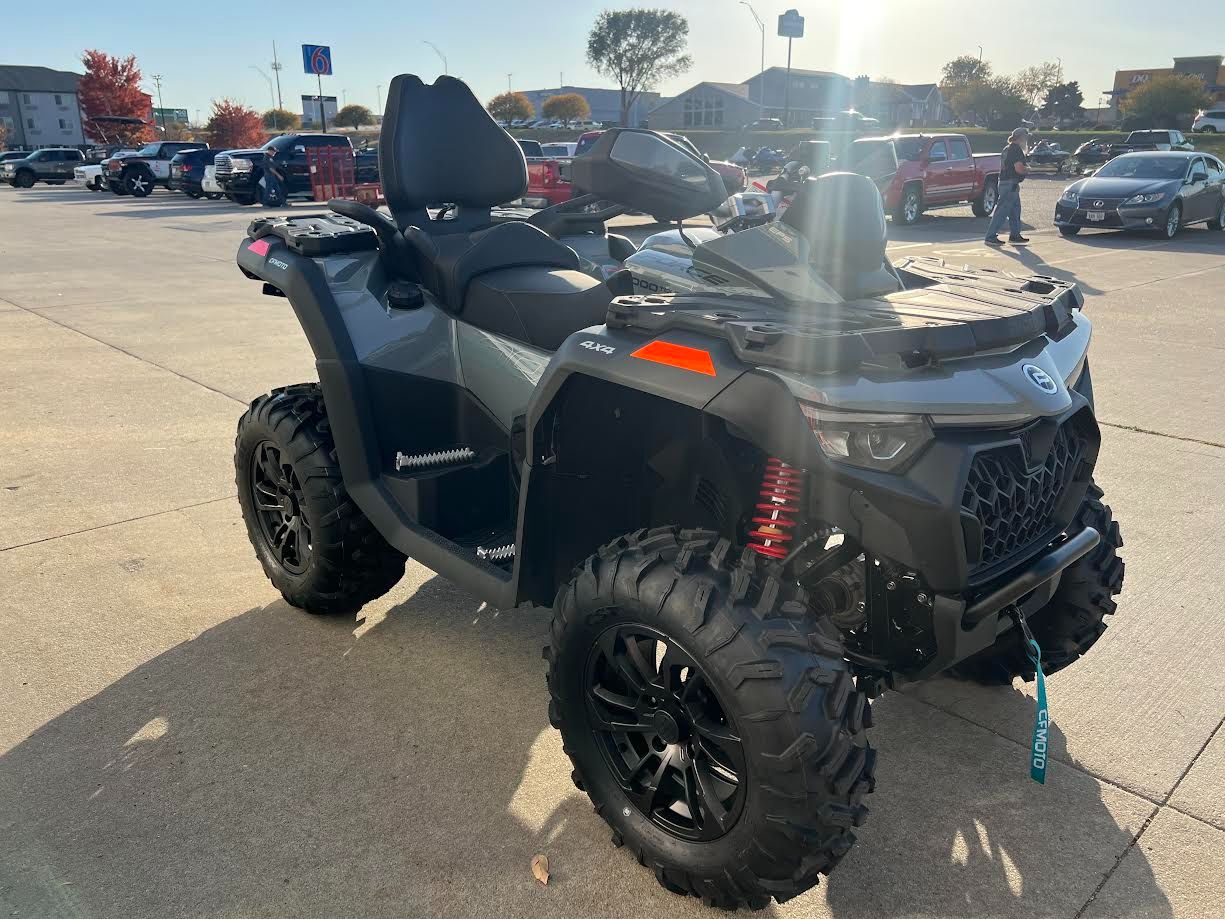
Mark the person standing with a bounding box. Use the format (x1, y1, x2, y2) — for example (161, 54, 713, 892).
(985, 127, 1030, 246)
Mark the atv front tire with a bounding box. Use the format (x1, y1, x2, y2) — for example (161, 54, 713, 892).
(953, 481, 1123, 684)
(235, 383, 406, 614)
(546, 527, 874, 909)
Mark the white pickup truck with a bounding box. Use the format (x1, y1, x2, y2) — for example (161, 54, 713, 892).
(74, 149, 138, 191)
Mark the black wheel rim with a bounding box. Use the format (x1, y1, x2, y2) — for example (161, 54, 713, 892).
(249, 441, 312, 574)
(585, 624, 746, 841)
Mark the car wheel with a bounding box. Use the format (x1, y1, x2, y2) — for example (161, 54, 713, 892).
(1059, 225, 1081, 237)
(1163, 202, 1182, 240)
(1201, 125, 1217, 134)
(14, 170, 36, 188)
(895, 185, 922, 225)
(228, 191, 257, 206)
(1208, 199, 1225, 231)
(185, 189, 203, 199)
(124, 169, 153, 197)
(971, 179, 997, 217)
(205, 192, 224, 200)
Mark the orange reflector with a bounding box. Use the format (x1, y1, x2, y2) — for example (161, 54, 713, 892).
(630, 340, 717, 376)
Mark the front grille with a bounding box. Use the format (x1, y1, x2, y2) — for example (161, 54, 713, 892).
(213, 154, 232, 178)
(961, 423, 1084, 574)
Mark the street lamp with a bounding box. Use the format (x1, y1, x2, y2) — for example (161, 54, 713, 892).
(151, 74, 167, 134)
(423, 40, 448, 76)
(251, 66, 277, 128)
(977, 45, 983, 62)
(376, 84, 384, 115)
(740, 2, 765, 111)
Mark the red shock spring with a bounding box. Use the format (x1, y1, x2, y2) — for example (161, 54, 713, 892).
(748, 457, 804, 559)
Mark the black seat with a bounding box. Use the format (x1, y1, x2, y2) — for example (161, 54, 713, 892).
(380, 74, 591, 316)
(781, 172, 902, 300)
(463, 268, 616, 350)
(407, 220, 581, 312)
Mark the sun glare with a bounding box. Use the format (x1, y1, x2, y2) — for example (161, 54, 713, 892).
(833, 0, 887, 79)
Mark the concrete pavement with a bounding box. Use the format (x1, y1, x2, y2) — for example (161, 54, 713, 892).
(1, 181, 1222, 918)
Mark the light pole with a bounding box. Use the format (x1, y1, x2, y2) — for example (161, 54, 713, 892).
(251, 66, 276, 127)
(376, 84, 383, 115)
(423, 40, 448, 76)
(507, 73, 513, 94)
(977, 45, 983, 62)
(740, 2, 765, 112)
(342, 89, 349, 106)
(151, 74, 167, 134)
(271, 42, 284, 111)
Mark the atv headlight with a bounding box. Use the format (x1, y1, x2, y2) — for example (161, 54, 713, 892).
(1122, 192, 1166, 205)
(799, 405, 933, 472)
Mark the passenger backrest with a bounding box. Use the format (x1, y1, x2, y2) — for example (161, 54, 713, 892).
(380, 74, 528, 231)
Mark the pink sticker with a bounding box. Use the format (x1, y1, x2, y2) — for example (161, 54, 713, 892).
(247, 239, 271, 256)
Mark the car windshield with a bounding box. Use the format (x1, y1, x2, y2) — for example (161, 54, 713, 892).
(135, 144, 160, 156)
(1096, 156, 1188, 179)
(893, 138, 925, 161)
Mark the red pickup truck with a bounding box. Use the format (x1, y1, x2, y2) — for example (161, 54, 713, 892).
(516, 139, 572, 208)
(879, 133, 1001, 225)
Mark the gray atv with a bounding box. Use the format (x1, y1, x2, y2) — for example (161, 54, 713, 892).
(232, 75, 1123, 910)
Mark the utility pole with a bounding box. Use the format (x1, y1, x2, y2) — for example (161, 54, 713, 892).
(977, 45, 983, 62)
(423, 40, 448, 76)
(271, 42, 284, 111)
(740, 2, 765, 112)
(507, 73, 513, 94)
(151, 74, 167, 134)
(376, 84, 383, 115)
(252, 67, 276, 127)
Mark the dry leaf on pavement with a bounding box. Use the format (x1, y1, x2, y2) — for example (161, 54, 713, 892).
(530, 853, 550, 886)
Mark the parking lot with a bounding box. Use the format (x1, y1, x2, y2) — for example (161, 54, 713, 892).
(1, 177, 1223, 919)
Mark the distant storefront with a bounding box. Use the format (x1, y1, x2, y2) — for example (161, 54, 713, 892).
(1106, 55, 1225, 114)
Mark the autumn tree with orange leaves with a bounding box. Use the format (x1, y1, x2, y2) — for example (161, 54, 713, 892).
(204, 99, 264, 149)
(78, 50, 154, 145)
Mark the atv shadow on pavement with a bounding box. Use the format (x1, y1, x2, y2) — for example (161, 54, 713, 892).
(0, 577, 1168, 919)
(823, 686, 1171, 919)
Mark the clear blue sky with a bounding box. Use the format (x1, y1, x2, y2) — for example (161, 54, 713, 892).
(5, 0, 1218, 120)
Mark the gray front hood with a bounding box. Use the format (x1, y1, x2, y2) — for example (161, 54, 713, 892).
(769, 311, 1090, 423)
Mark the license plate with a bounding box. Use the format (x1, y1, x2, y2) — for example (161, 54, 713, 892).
(1087, 210, 1105, 222)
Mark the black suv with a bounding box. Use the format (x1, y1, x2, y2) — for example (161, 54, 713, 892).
(168, 147, 221, 199)
(214, 133, 379, 206)
(106, 141, 207, 196)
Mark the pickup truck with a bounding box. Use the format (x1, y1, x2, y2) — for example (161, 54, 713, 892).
(878, 133, 1001, 225)
(75, 149, 138, 190)
(213, 133, 379, 206)
(2, 148, 85, 187)
(105, 141, 207, 196)
(1108, 129, 1195, 156)
(515, 139, 573, 208)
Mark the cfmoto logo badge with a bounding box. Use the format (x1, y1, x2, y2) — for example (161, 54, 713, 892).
(1023, 364, 1058, 394)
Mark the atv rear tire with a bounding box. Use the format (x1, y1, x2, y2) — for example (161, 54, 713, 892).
(235, 383, 406, 614)
(545, 527, 874, 909)
(952, 481, 1123, 684)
